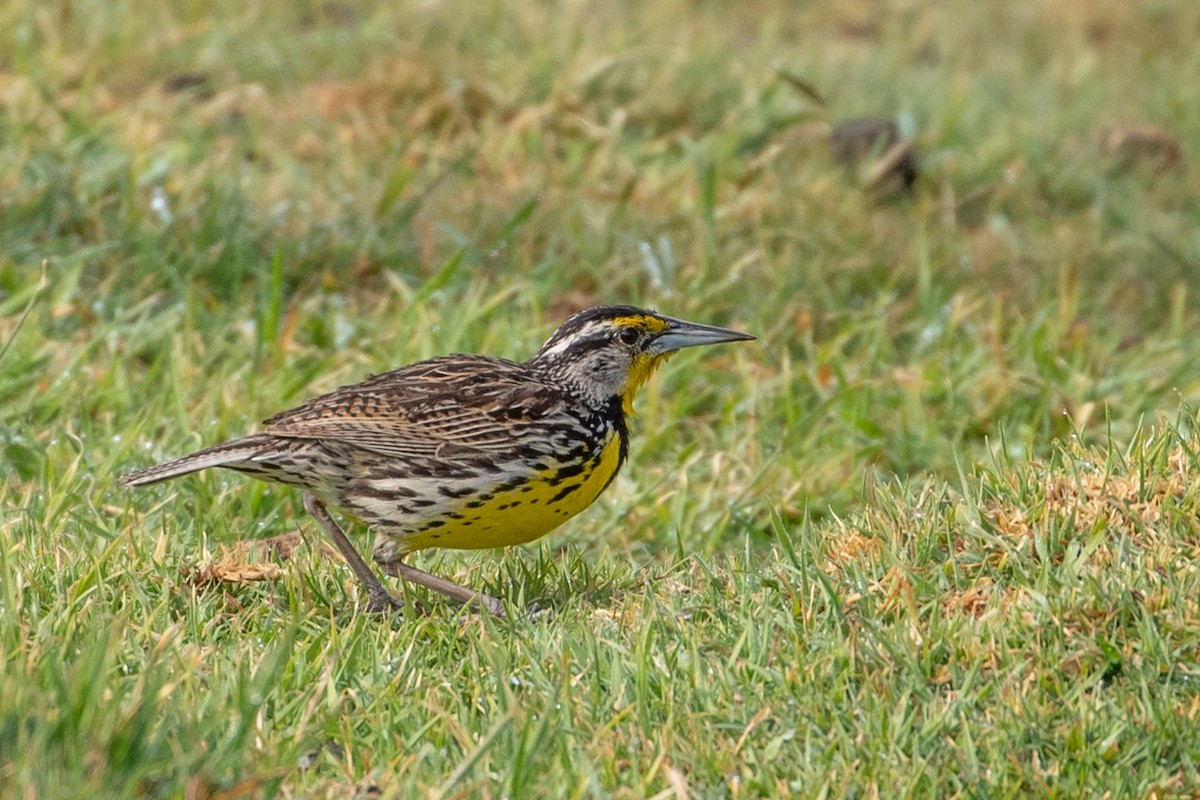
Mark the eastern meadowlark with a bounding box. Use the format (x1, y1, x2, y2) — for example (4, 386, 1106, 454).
(121, 305, 754, 616)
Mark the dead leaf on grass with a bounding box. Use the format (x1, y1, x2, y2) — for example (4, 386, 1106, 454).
(830, 116, 919, 192)
(1102, 122, 1184, 173)
(181, 532, 329, 587)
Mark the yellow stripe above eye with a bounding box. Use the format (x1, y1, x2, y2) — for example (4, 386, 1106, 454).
(610, 315, 669, 332)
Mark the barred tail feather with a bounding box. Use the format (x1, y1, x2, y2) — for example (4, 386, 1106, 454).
(120, 435, 272, 488)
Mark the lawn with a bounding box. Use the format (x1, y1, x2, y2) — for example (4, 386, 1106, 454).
(3, 0, 1200, 796)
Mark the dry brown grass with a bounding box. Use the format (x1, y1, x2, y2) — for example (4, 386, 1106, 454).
(182, 531, 325, 586)
(986, 438, 1200, 565)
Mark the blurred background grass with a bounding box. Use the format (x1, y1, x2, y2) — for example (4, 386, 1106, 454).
(3, 0, 1200, 797)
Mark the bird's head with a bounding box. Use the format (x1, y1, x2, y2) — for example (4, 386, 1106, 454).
(530, 305, 754, 412)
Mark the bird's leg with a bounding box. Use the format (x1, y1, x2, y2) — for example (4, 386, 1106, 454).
(302, 493, 402, 614)
(378, 559, 506, 618)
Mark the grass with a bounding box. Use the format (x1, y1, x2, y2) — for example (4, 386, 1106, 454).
(3, 0, 1200, 796)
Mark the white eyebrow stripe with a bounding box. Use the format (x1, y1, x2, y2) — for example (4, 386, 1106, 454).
(539, 320, 612, 357)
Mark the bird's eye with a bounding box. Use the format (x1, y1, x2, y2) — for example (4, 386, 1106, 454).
(618, 328, 641, 346)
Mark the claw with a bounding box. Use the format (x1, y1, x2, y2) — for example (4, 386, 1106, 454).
(363, 589, 405, 615)
(525, 600, 555, 623)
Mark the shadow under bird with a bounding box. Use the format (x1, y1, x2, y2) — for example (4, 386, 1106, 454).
(121, 305, 754, 616)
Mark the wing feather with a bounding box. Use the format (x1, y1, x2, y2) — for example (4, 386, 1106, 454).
(260, 355, 565, 459)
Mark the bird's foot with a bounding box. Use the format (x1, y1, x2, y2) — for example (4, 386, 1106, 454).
(380, 559, 507, 619)
(454, 592, 507, 620)
(524, 599, 555, 623)
(363, 587, 406, 616)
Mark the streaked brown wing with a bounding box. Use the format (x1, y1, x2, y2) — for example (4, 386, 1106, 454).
(260, 355, 564, 459)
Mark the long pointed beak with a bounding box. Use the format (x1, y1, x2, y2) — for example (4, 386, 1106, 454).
(647, 315, 755, 355)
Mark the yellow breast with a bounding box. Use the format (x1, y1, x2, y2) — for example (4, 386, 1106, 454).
(400, 432, 625, 552)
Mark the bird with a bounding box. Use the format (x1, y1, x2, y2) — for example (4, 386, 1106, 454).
(121, 305, 754, 616)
